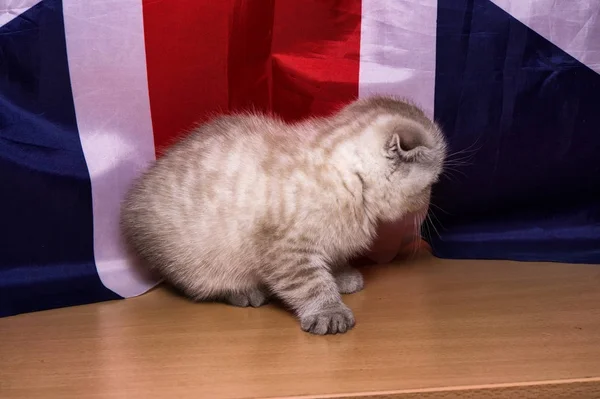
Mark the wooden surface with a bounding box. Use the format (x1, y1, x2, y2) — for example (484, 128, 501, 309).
(1, 254, 600, 398)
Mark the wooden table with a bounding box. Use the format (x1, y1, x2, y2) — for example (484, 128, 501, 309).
(1, 254, 600, 398)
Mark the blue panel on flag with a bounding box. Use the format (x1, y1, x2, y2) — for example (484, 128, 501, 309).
(0, 0, 121, 317)
(429, 0, 600, 263)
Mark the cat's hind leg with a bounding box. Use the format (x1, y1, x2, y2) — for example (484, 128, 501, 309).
(175, 276, 270, 308)
(223, 286, 270, 308)
(334, 266, 364, 295)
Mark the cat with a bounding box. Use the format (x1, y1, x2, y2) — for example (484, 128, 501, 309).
(120, 95, 447, 335)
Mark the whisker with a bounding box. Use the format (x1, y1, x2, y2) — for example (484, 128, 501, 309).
(443, 167, 468, 179)
(448, 135, 483, 157)
(444, 155, 477, 166)
(415, 215, 425, 259)
(444, 159, 474, 167)
(422, 215, 435, 255)
(428, 207, 447, 231)
(445, 137, 484, 167)
(423, 214, 433, 242)
(426, 213, 442, 239)
(441, 171, 460, 183)
(429, 202, 451, 216)
(447, 148, 479, 158)
(447, 148, 480, 161)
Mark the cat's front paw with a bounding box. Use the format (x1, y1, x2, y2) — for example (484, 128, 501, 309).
(300, 303, 355, 335)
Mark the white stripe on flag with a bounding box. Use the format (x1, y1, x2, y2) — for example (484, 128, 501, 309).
(359, 0, 438, 117)
(0, 0, 42, 27)
(491, 0, 600, 74)
(63, 0, 158, 297)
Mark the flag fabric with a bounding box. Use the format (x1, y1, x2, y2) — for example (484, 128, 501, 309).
(1, 0, 598, 317)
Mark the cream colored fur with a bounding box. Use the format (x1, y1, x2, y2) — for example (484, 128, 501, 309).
(120, 95, 447, 335)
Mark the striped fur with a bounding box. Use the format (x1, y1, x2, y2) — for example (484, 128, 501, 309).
(120, 95, 447, 335)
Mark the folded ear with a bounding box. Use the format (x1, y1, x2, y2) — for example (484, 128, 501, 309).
(387, 133, 401, 155)
(387, 131, 428, 162)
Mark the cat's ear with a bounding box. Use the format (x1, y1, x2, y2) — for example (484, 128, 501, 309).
(386, 132, 427, 162)
(386, 133, 401, 157)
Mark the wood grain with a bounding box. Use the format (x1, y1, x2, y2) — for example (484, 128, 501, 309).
(1, 254, 599, 398)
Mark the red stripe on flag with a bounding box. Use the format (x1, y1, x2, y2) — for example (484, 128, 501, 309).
(271, 1, 362, 121)
(142, 0, 234, 153)
(227, 1, 275, 112)
(142, 0, 361, 153)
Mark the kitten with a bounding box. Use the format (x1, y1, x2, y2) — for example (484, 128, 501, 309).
(120, 95, 447, 335)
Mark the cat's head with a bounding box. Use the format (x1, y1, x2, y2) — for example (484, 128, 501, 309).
(339, 95, 448, 222)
